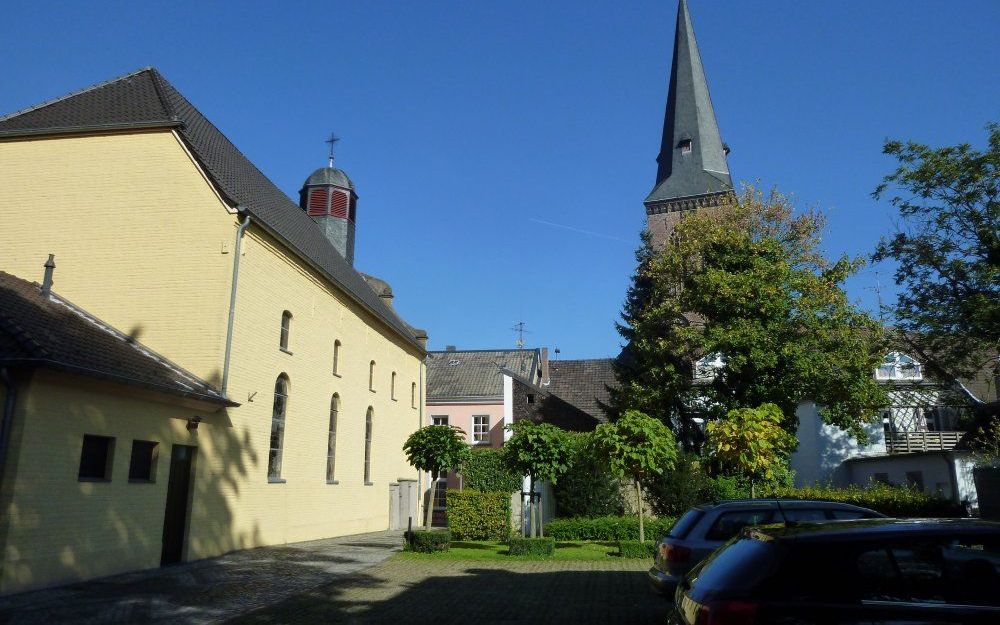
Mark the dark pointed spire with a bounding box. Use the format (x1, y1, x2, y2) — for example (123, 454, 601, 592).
(645, 0, 732, 205)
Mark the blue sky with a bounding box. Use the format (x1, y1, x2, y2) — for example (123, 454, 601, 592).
(3, 1, 998, 358)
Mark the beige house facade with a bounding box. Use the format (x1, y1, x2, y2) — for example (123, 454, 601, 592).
(0, 68, 427, 594)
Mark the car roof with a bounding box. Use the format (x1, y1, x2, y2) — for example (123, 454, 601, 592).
(697, 499, 878, 512)
(746, 518, 1000, 543)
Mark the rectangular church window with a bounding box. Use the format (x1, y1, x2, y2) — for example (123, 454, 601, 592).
(128, 440, 159, 482)
(79, 434, 115, 481)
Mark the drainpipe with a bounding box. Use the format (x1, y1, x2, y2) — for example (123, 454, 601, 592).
(418, 357, 425, 522)
(0, 368, 17, 487)
(221, 211, 251, 397)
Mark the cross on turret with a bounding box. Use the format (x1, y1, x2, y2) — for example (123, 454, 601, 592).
(325, 133, 339, 167)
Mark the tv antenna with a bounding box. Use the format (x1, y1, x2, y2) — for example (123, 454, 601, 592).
(865, 270, 885, 322)
(511, 321, 531, 349)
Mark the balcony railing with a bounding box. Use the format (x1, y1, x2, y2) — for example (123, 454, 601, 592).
(886, 431, 963, 454)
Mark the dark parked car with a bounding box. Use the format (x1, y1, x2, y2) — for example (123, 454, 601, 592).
(648, 500, 884, 596)
(668, 518, 1000, 625)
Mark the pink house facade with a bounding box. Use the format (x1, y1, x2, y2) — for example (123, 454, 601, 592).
(424, 348, 545, 524)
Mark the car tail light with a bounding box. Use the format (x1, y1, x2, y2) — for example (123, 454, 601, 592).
(659, 542, 692, 563)
(695, 600, 758, 625)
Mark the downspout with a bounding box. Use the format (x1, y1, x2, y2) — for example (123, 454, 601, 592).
(0, 368, 17, 486)
(221, 212, 251, 397)
(418, 357, 425, 523)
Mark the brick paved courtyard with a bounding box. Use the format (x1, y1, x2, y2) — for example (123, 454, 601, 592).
(230, 557, 668, 625)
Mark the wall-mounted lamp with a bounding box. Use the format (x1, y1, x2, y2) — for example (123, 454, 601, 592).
(187, 416, 203, 431)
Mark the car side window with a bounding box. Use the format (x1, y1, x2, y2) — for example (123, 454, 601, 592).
(781, 509, 827, 522)
(857, 538, 1000, 606)
(705, 510, 774, 541)
(828, 509, 869, 520)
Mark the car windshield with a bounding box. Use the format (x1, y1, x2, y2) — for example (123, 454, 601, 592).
(669, 509, 704, 539)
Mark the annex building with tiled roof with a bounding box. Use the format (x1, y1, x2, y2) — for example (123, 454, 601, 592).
(0, 68, 427, 594)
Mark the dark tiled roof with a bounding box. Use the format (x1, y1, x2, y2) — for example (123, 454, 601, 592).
(546, 359, 616, 423)
(0, 68, 424, 352)
(427, 349, 539, 400)
(507, 369, 599, 432)
(0, 271, 234, 406)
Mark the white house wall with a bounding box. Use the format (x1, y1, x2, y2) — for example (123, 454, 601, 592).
(790, 401, 885, 487)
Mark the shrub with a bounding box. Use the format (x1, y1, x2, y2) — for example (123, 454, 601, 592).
(544, 515, 677, 541)
(646, 453, 715, 516)
(446, 489, 511, 541)
(763, 483, 965, 518)
(508, 536, 555, 556)
(553, 432, 623, 518)
(406, 529, 451, 553)
(460, 448, 522, 493)
(617, 540, 656, 559)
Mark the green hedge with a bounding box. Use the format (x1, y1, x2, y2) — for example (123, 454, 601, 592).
(617, 540, 656, 559)
(446, 489, 511, 541)
(553, 432, 624, 518)
(544, 515, 678, 541)
(765, 483, 965, 518)
(406, 529, 451, 553)
(508, 537, 555, 556)
(460, 448, 522, 493)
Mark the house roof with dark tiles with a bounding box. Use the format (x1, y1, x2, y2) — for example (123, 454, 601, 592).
(0, 271, 235, 407)
(0, 67, 424, 353)
(545, 359, 616, 423)
(426, 349, 540, 400)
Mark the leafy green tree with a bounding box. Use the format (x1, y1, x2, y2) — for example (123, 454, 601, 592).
(873, 123, 999, 386)
(403, 425, 469, 530)
(611, 187, 888, 444)
(591, 410, 677, 542)
(502, 420, 572, 537)
(706, 403, 797, 498)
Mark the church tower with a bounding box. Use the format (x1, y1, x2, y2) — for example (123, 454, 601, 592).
(299, 138, 358, 265)
(645, 0, 733, 248)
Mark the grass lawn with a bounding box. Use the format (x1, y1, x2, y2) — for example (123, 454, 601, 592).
(397, 540, 647, 561)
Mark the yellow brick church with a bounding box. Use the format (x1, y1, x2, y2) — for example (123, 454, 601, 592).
(0, 68, 427, 594)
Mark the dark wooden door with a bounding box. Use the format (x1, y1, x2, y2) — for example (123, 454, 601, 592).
(161, 444, 196, 565)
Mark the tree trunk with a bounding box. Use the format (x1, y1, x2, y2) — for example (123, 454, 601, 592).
(750, 479, 755, 500)
(425, 469, 437, 531)
(636, 480, 645, 543)
(529, 474, 537, 538)
(538, 493, 545, 537)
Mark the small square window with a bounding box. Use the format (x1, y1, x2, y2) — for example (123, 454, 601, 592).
(678, 139, 693, 154)
(432, 415, 449, 426)
(526, 394, 535, 404)
(128, 440, 159, 482)
(79, 435, 115, 481)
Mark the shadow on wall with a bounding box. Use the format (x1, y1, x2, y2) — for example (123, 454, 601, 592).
(231, 566, 668, 625)
(0, 367, 262, 594)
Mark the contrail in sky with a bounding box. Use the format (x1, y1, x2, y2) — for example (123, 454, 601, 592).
(528, 218, 633, 244)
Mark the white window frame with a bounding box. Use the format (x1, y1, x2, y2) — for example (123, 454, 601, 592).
(432, 415, 449, 427)
(472, 415, 490, 445)
(876, 352, 922, 381)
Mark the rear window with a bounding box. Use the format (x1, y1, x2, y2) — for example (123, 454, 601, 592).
(668, 509, 704, 539)
(688, 538, 778, 594)
(705, 510, 774, 541)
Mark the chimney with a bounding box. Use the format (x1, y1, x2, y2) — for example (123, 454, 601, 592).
(41, 254, 55, 296)
(540, 347, 550, 386)
(445, 345, 457, 352)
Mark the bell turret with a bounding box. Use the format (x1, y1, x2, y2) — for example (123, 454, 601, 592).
(299, 135, 358, 265)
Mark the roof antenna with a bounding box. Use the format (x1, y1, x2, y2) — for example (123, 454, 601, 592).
(325, 133, 339, 168)
(511, 321, 531, 349)
(774, 493, 790, 525)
